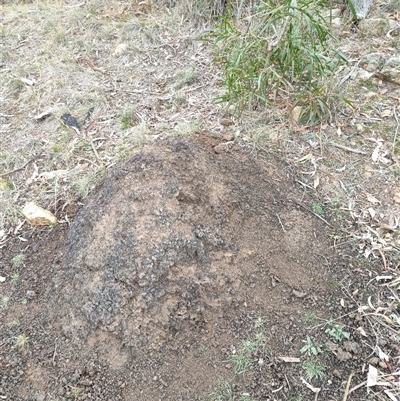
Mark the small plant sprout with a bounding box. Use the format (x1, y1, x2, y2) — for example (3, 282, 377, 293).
(11, 273, 19, 284)
(325, 322, 350, 342)
(254, 316, 268, 329)
(14, 334, 29, 351)
(70, 386, 82, 399)
(311, 203, 323, 216)
(207, 380, 235, 401)
(11, 254, 26, 267)
(300, 336, 324, 356)
(230, 350, 252, 374)
(1, 296, 10, 310)
(21, 298, 28, 305)
(302, 358, 326, 381)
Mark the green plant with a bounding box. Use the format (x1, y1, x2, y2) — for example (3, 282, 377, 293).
(207, 0, 347, 118)
(70, 386, 82, 398)
(11, 254, 25, 267)
(311, 203, 323, 215)
(230, 350, 252, 373)
(302, 311, 318, 325)
(119, 107, 139, 129)
(208, 381, 235, 401)
(11, 273, 19, 284)
(254, 316, 268, 329)
(300, 336, 324, 356)
(13, 334, 29, 351)
(325, 322, 350, 342)
(21, 298, 28, 305)
(1, 296, 10, 310)
(302, 358, 325, 380)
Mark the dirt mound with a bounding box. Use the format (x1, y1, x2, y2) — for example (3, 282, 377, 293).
(55, 138, 328, 352)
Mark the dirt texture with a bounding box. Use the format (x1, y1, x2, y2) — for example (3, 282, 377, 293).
(0, 137, 376, 400)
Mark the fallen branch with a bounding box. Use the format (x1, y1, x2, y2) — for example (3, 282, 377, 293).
(330, 142, 366, 155)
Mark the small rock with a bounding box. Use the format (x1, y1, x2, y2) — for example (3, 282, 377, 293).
(332, 369, 341, 378)
(292, 289, 307, 298)
(220, 118, 234, 126)
(213, 144, 225, 154)
(26, 290, 36, 300)
(368, 356, 380, 366)
(222, 133, 234, 142)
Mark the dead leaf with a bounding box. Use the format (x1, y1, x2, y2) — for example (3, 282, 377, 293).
(356, 327, 368, 337)
(367, 365, 378, 387)
(380, 109, 392, 118)
(313, 175, 320, 189)
(340, 298, 345, 307)
(290, 106, 302, 123)
(278, 356, 301, 363)
(368, 207, 376, 218)
(366, 193, 380, 204)
(371, 142, 383, 162)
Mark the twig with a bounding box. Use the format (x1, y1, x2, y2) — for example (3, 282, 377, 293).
(378, 248, 387, 270)
(393, 105, 399, 153)
(330, 142, 366, 155)
(294, 201, 333, 227)
(342, 372, 354, 401)
(53, 344, 57, 363)
(348, 380, 367, 394)
(276, 213, 286, 232)
(0, 156, 39, 177)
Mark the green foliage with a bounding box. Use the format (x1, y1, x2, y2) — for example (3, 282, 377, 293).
(302, 358, 326, 380)
(208, 381, 235, 401)
(119, 107, 139, 129)
(207, 0, 348, 120)
(1, 296, 10, 310)
(11, 273, 19, 284)
(230, 350, 252, 373)
(300, 336, 324, 356)
(11, 254, 25, 267)
(311, 203, 323, 215)
(325, 322, 350, 342)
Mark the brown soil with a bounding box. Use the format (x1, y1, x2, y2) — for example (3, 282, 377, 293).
(0, 135, 380, 401)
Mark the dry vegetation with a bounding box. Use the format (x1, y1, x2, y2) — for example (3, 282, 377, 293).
(1, 0, 400, 399)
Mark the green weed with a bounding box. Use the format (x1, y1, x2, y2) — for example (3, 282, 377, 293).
(13, 334, 29, 351)
(1, 296, 10, 310)
(207, 0, 347, 119)
(300, 336, 325, 356)
(325, 322, 350, 342)
(11, 273, 19, 284)
(302, 358, 325, 381)
(311, 203, 323, 215)
(11, 254, 25, 267)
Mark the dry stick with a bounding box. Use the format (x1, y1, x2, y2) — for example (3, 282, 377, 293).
(329, 142, 366, 155)
(0, 156, 38, 177)
(276, 213, 286, 232)
(378, 248, 388, 271)
(342, 372, 354, 401)
(393, 105, 399, 153)
(348, 380, 367, 395)
(294, 201, 333, 227)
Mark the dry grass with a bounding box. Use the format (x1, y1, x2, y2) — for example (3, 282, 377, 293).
(0, 0, 231, 227)
(1, 1, 399, 253)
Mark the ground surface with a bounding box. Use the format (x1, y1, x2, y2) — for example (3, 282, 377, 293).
(0, 136, 392, 401)
(1, 1, 400, 401)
